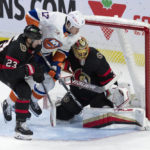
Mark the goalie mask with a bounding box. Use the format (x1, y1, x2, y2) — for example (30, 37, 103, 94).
(72, 37, 89, 60)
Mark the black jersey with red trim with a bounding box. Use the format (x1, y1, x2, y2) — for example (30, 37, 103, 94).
(66, 47, 115, 87)
(0, 34, 36, 84)
(64, 47, 115, 106)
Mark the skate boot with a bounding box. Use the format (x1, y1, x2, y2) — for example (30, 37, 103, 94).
(30, 99, 42, 116)
(1, 99, 12, 122)
(14, 121, 33, 140)
(26, 112, 31, 120)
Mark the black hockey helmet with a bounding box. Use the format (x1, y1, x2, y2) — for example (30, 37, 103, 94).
(23, 25, 42, 40)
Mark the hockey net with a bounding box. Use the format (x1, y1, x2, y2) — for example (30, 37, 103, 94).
(80, 15, 150, 120)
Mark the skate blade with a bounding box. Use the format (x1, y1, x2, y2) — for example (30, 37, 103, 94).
(14, 132, 32, 140)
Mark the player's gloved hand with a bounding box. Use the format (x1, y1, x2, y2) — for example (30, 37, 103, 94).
(48, 69, 59, 81)
(33, 64, 45, 83)
(25, 63, 45, 83)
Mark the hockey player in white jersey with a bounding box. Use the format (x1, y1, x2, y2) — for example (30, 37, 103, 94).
(2, 9, 85, 121)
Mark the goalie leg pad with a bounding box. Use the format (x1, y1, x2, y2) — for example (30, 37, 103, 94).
(61, 92, 82, 115)
(83, 108, 147, 130)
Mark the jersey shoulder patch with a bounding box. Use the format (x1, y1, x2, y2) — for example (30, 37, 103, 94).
(96, 51, 103, 59)
(20, 43, 27, 52)
(90, 47, 104, 60)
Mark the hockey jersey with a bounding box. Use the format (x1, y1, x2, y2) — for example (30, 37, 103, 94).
(25, 9, 80, 55)
(64, 47, 115, 86)
(0, 35, 36, 84)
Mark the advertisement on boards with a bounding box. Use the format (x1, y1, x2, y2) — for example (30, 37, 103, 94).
(0, 0, 150, 34)
(0, 0, 149, 57)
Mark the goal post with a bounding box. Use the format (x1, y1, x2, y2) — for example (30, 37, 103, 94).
(83, 15, 150, 120)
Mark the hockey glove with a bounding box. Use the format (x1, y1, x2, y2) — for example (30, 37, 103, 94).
(106, 85, 130, 108)
(25, 63, 45, 83)
(32, 64, 45, 83)
(48, 70, 57, 81)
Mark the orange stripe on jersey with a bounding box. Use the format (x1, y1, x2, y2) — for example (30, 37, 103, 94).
(32, 90, 44, 100)
(64, 32, 69, 37)
(48, 70, 56, 82)
(9, 90, 17, 103)
(25, 14, 39, 27)
(53, 51, 66, 63)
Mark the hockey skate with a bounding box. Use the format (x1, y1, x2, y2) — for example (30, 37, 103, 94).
(1, 99, 12, 122)
(14, 121, 33, 140)
(29, 99, 42, 117)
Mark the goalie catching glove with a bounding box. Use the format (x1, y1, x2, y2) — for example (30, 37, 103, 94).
(106, 84, 130, 108)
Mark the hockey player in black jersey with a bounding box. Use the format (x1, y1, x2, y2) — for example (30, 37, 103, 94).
(56, 37, 128, 121)
(0, 25, 44, 140)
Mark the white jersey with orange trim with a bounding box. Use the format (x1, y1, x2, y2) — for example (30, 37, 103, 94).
(25, 9, 80, 55)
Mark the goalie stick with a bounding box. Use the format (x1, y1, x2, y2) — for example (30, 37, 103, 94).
(42, 82, 56, 127)
(61, 72, 121, 94)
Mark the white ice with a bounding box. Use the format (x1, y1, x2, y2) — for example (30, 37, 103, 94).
(0, 72, 150, 150)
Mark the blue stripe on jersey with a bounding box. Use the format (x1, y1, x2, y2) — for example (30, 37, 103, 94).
(58, 49, 69, 57)
(63, 24, 70, 34)
(34, 85, 46, 95)
(29, 9, 40, 21)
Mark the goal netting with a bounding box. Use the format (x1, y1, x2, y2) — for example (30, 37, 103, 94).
(80, 15, 150, 120)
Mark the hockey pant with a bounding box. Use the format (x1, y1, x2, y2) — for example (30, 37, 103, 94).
(31, 73, 55, 102)
(6, 73, 55, 109)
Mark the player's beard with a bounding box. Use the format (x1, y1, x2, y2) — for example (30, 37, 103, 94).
(29, 44, 42, 53)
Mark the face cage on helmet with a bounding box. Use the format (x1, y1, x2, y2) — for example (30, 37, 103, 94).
(73, 47, 89, 60)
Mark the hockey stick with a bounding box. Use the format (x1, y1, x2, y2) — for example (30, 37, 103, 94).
(41, 82, 56, 127)
(60, 72, 121, 94)
(40, 52, 83, 109)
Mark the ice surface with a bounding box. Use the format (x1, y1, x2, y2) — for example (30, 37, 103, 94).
(0, 73, 150, 150)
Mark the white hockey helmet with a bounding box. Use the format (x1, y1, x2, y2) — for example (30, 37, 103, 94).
(66, 11, 85, 29)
